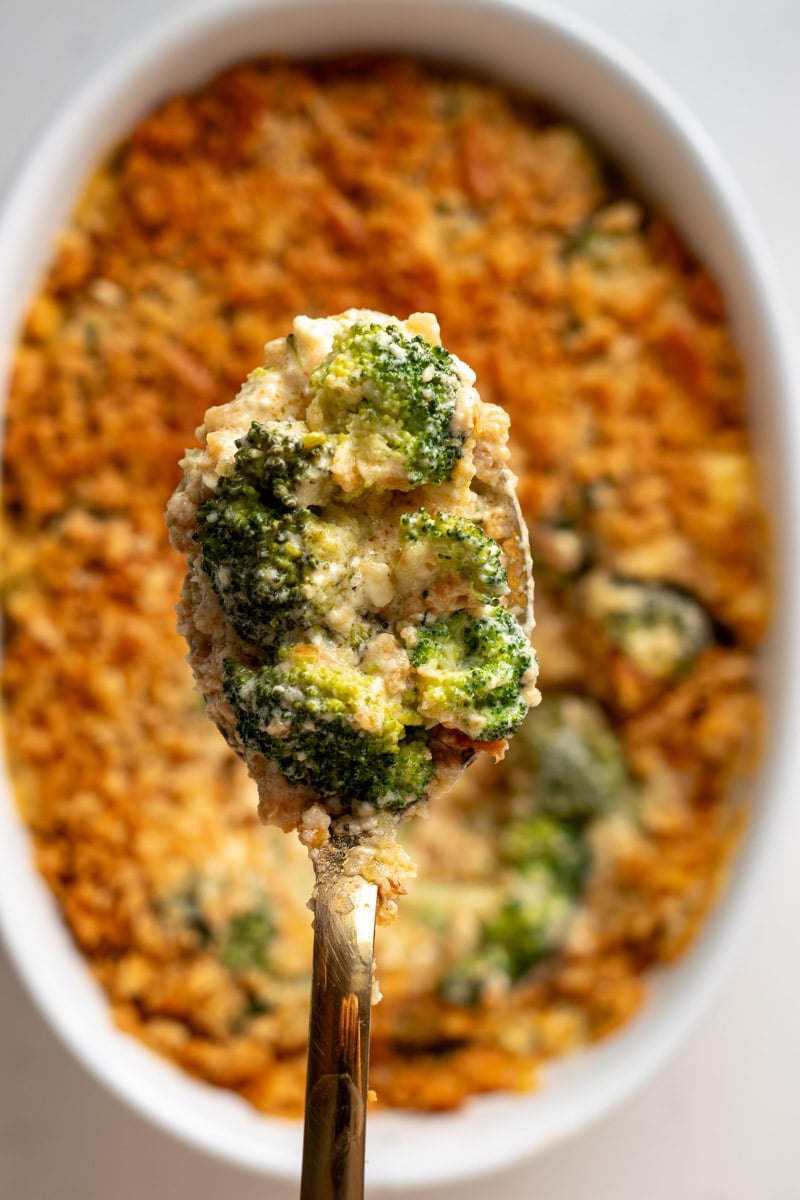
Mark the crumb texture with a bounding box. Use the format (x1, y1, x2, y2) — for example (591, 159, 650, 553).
(1, 56, 767, 1118)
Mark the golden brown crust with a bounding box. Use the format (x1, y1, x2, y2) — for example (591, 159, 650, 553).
(1, 56, 768, 1117)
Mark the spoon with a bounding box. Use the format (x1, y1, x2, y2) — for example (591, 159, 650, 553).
(299, 835, 378, 1200)
(299, 470, 534, 1200)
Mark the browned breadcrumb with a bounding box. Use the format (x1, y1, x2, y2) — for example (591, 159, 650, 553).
(1, 56, 768, 1117)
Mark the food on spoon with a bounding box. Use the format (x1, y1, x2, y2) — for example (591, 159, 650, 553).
(223, 647, 434, 810)
(166, 309, 539, 916)
(307, 318, 467, 490)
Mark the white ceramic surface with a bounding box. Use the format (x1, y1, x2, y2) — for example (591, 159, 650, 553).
(0, 0, 797, 1189)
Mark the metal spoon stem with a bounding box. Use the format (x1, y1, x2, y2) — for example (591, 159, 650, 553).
(300, 837, 378, 1200)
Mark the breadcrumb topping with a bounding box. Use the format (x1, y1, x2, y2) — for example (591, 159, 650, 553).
(1, 56, 767, 1119)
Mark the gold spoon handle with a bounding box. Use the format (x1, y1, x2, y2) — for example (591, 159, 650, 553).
(300, 839, 378, 1200)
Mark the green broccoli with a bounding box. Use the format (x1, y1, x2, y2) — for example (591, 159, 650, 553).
(158, 881, 275, 974)
(223, 645, 434, 810)
(222, 420, 331, 510)
(409, 608, 534, 741)
(498, 813, 591, 893)
(481, 872, 573, 979)
(439, 867, 573, 1003)
(308, 322, 465, 487)
(583, 573, 712, 679)
(195, 422, 355, 645)
(399, 507, 507, 603)
(509, 694, 631, 819)
(220, 901, 275, 973)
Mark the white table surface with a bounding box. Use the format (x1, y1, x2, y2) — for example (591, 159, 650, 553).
(1, 1, 798, 1197)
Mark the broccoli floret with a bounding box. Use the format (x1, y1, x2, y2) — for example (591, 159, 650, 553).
(220, 901, 275, 973)
(158, 881, 275, 974)
(197, 501, 356, 646)
(510, 694, 630, 819)
(439, 868, 573, 1003)
(196, 496, 308, 643)
(224, 645, 434, 810)
(409, 608, 534, 741)
(223, 420, 330, 509)
(482, 873, 573, 980)
(195, 423, 354, 645)
(399, 507, 507, 603)
(308, 322, 465, 487)
(499, 813, 591, 893)
(583, 572, 712, 679)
